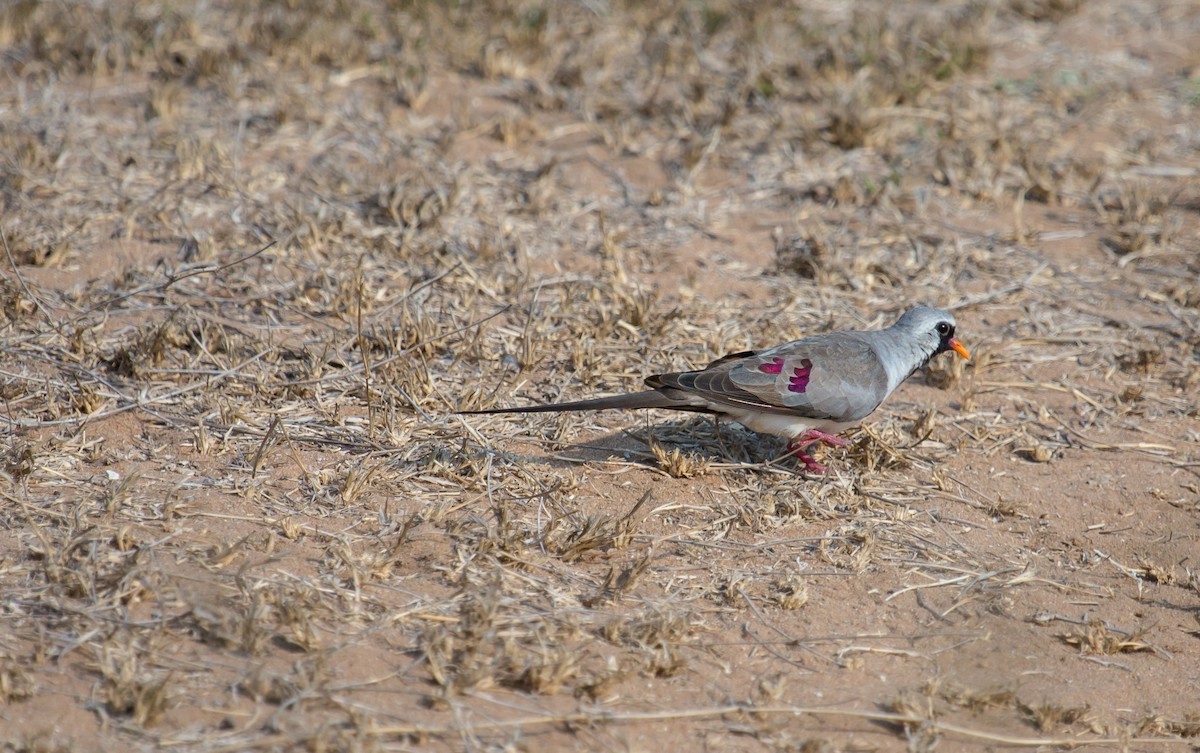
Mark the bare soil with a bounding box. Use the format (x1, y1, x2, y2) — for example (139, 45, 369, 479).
(1, 1, 1198, 751)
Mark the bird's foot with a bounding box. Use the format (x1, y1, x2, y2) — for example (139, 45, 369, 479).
(800, 429, 850, 448)
(786, 441, 828, 474)
(795, 451, 828, 475)
(787, 429, 848, 474)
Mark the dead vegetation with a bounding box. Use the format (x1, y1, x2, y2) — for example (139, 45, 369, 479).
(1, 0, 1199, 751)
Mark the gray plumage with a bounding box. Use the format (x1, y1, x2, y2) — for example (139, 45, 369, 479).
(460, 306, 969, 469)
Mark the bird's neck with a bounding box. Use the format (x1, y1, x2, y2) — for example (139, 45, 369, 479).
(872, 328, 935, 395)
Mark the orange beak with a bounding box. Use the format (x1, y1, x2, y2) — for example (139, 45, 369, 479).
(950, 338, 971, 360)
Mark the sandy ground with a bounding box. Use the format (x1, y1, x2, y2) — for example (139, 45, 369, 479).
(1, 1, 1198, 751)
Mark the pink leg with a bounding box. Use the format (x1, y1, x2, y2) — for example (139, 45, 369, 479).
(787, 444, 828, 474)
(787, 429, 849, 474)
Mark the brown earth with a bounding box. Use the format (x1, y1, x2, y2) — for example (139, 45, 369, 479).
(1, 1, 1198, 751)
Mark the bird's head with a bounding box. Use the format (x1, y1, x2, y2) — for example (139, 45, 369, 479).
(894, 306, 971, 363)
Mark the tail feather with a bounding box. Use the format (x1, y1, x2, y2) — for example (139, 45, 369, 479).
(458, 390, 685, 415)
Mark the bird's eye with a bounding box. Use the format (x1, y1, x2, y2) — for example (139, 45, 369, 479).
(936, 322, 951, 336)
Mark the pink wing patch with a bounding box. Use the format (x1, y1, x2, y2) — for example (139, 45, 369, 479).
(788, 358, 813, 393)
(759, 357, 784, 374)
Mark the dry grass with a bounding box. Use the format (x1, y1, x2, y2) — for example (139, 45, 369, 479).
(2, 0, 1199, 751)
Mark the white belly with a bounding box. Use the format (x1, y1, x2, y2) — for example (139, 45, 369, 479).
(720, 408, 854, 440)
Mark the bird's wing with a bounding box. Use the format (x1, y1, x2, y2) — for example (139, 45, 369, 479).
(647, 332, 890, 422)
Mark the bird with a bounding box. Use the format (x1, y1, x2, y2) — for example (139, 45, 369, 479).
(459, 306, 970, 473)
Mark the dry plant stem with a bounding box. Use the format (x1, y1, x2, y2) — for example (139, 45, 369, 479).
(0, 346, 277, 427)
(250, 414, 281, 479)
(2, 225, 58, 330)
(360, 704, 1189, 747)
(357, 267, 374, 438)
(74, 240, 275, 322)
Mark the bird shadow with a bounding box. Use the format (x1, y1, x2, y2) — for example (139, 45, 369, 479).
(479, 414, 802, 475)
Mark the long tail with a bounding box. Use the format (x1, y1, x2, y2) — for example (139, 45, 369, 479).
(458, 390, 683, 415)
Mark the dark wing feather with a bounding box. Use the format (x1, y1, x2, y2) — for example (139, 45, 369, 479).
(701, 350, 756, 369)
(646, 369, 771, 412)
